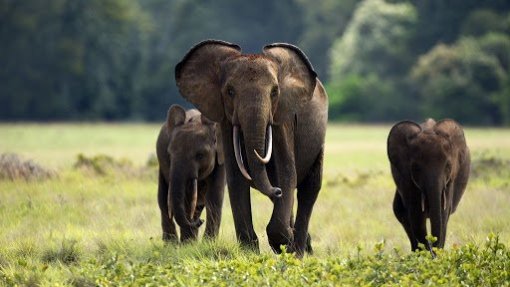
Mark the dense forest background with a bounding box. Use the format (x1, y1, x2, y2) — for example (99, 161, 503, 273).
(1, 0, 509, 125)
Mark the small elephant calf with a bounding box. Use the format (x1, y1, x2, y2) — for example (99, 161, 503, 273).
(156, 104, 226, 242)
(387, 119, 470, 251)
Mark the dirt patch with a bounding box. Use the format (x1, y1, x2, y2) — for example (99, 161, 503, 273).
(0, 153, 55, 181)
(326, 170, 384, 188)
(74, 153, 156, 179)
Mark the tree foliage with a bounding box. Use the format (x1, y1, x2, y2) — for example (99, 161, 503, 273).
(327, 0, 510, 125)
(411, 37, 507, 125)
(328, 0, 419, 122)
(0, 0, 150, 120)
(0, 0, 509, 124)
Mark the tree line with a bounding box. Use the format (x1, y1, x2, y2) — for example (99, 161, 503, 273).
(0, 0, 509, 125)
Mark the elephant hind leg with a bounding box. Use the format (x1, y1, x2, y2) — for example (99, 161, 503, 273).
(407, 205, 427, 252)
(293, 148, 324, 258)
(393, 191, 415, 250)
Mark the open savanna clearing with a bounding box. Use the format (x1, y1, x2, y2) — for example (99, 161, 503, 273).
(1, 123, 509, 285)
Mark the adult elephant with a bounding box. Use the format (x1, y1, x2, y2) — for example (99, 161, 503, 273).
(175, 40, 328, 256)
(387, 119, 470, 252)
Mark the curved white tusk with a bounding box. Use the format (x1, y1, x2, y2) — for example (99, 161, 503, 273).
(421, 193, 425, 213)
(167, 187, 173, 219)
(443, 178, 450, 210)
(190, 178, 198, 218)
(254, 125, 273, 164)
(233, 125, 252, 181)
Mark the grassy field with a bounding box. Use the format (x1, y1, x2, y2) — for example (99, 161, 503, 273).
(0, 123, 509, 285)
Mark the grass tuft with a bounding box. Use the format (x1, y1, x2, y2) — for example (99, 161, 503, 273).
(41, 239, 81, 265)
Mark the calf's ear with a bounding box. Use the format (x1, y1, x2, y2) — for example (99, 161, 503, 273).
(434, 119, 468, 164)
(200, 113, 224, 165)
(166, 104, 186, 136)
(387, 121, 421, 186)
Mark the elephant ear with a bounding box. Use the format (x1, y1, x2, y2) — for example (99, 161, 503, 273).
(387, 121, 422, 187)
(263, 43, 317, 124)
(434, 119, 468, 164)
(175, 40, 242, 122)
(200, 114, 224, 165)
(166, 104, 186, 136)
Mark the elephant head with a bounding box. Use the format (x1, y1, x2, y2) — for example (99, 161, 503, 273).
(175, 40, 317, 199)
(165, 104, 221, 230)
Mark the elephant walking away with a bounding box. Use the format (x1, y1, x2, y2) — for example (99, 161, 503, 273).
(175, 40, 328, 257)
(156, 104, 226, 242)
(387, 118, 470, 252)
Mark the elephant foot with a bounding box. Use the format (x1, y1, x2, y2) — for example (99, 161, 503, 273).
(288, 232, 313, 258)
(305, 233, 313, 254)
(240, 239, 260, 254)
(180, 226, 199, 243)
(162, 232, 178, 243)
(267, 227, 294, 254)
(237, 232, 260, 253)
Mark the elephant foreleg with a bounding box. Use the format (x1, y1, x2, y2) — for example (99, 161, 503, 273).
(180, 182, 201, 242)
(158, 171, 177, 242)
(437, 209, 450, 248)
(407, 204, 427, 252)
(293, 148, 324, 258)
(266, 126, 297, 254)
(204, 164, 226, 239)
(222, 122, 259, 251)
(266, 187, 295, 254)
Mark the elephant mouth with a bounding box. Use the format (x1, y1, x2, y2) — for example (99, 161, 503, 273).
(233, 125, 252, 181)
(253, 125, 273, 164)
(233, 125, 273, 180)
(232, 125, 282, 199)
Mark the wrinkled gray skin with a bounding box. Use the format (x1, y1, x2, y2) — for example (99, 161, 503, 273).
(175, 40, 328, 257)
(387, 119, 470, 252)
(156, 104, 226, 242)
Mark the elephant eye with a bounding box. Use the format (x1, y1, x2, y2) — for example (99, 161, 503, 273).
(270, 86, 279, 98)
(227, 86, 235, 98)
(445, 162, 452, 174)
(196, 152, 205, 161)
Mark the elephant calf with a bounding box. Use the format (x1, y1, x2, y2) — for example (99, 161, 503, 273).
(156, 104, 226, 242)
(387, 118, 470, 252)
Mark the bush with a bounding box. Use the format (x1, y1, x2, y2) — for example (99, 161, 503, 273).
(0, 153, 55, 181)
(327, 74, 419, 122)
(411, 37, 507, 125)
(73, 153, 156, 179)
(328, 0, 418, 122)
(57, 234, 509, 286)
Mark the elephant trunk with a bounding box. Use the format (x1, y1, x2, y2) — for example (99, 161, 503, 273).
(236, 117, 282, 200)
(424, 176, 445, 250)
(169, 167, 203, 229)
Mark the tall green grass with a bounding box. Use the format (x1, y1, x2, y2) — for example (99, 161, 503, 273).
(0, 123, 509, 285)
